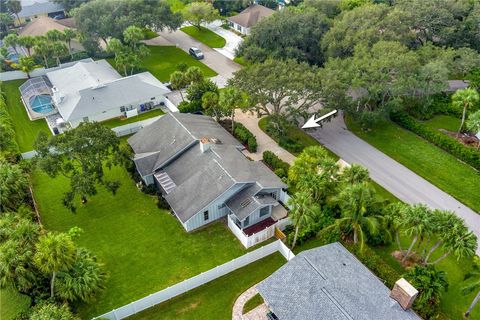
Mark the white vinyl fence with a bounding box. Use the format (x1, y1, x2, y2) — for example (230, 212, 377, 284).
(0, 58, 94, 81)
(93, 240, 294, 320)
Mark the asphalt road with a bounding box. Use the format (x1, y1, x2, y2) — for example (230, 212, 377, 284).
(307, 113, 480, 254)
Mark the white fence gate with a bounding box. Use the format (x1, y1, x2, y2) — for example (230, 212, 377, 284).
(93, 240, 294, 320)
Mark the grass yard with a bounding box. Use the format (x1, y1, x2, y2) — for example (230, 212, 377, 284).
(31, 164, 249, 318)
(101, 109, 165, 128)
(2, 80, 51, 152)
(243, 293, 264, 314)
(422, 115, 462, 133)
(346, 116, 480, 212)
(108, 46, 217, 82)
(0, 288, 30, 320)
(180, 26, 226, 48)
(128, 253, 285, 320)
(143, 28, 158, 40)
(295, 236, 478, 320)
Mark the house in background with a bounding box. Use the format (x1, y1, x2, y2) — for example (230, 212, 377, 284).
(15, 0, 65, 26)
(18, 16, 84, 53)
(128, 113, 289, 246)
(227, 4, 274, 35)
(257, 242, 421, 320)
(19, 59, 172, 133)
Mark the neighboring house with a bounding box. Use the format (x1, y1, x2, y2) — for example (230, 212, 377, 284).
(15, 0, 65, 26)
(128, 113, 288, 234)
(19, 59, 171, 132)
(227, 4, 274, 35)
(18, 16, 84, 53)
(257, 242, 421, 320)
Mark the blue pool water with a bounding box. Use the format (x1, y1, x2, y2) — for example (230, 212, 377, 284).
(29, 95, 54, 114)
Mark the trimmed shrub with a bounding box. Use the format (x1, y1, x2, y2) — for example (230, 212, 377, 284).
(233, 123, 257, 152)
(262, 151, 289, 178)
(391, 111, 480, 170)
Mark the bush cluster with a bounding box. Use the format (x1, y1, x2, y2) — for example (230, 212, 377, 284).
(262, 151, 290, 179)
(391, 111, 480, 170)
(234, 122, 257, 152)
(0, 89, 21, 162)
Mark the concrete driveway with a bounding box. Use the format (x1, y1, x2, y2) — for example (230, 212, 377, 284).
(158, 29, 241, 87)
(205, 20, 244, 60)
(307, 113, 480, 254)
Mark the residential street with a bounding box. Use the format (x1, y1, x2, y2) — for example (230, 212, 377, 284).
(307, 113, 480, 253)
(158, 29, 241, 87)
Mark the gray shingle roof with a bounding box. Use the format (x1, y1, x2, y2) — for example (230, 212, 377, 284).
(257, 243, 421, 320)
(18, 0, 64, 18)
(47, 60, 170, 122)
(128, 113, 287, 223)
(226, 184, 277, 220)
(228, 4, 275, 28)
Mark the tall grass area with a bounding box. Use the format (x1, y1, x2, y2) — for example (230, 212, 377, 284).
(346, 116, 480, 212)
(2, 80, 51, 152)
(31, 164, 247, 318)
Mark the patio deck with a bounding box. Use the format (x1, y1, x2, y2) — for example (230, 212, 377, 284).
(243, 217, 276, 236)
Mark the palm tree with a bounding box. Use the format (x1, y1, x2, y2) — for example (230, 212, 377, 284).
(330, 182, 380, 251)
(18, 36, 36, 56)
(51, 41, 69, 66)
(6, 0, 21, 26)
(218, 87, 248, 134)
(170, 71, 188, 101)
(404, 265, 448, 308)
(56, 248, 107, 302)
(400, 204, 430, 263)
(0, 239, 36, 292)
(467, 110, 480, 149)
(340, 164, 370, 184)
(185, 66, 204, 84)
(12, 56, 38, 78)
(288, 190, 320, 249)
(3, 33, 19, 56)
(33, 39, 52, 68)
(451, 88, 480, 137)
(462, 258, 480, 318)
(63, 29, 77, 59)
(0, 159, 29, 212)
(45, 29, 65, 42)
(123, 25, 144, 50)
(430, 224, 477, 265)
(34, 232, 76, 298)
(382, 202, 408, 254)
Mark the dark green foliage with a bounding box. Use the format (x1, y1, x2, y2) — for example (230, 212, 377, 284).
(156, 195, 171, 211)
(238, 7, 330, 65)
(262, 151, 290, 179)
(406, 93, 461, 120)
(0, 86, 20, 162)
(178, 101, 200, 114)
(390, 111, 480, 170)
(233, 123, 257, 152)
(286, 210, 336, 247)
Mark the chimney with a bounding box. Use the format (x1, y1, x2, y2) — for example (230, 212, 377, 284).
(199, 137, 211, 153)
(390, 278, 418, 310)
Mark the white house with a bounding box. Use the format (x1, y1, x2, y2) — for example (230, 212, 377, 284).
(19, 59, 171, 132)
(227, 4, 275, 35)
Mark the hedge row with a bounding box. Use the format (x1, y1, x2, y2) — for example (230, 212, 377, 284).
(391, 111, 480, 170)
(0, 87, 20, 162)
(262, 150, 290, 179)
(234, 122, 257, 153)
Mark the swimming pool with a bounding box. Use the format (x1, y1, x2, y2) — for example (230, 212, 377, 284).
(29, 95, 54, 114)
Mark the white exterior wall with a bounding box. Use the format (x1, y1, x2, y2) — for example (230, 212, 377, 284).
(242, 205, 272, 228)
(228, 21, 249, 35)
(183, 183, 247, 232)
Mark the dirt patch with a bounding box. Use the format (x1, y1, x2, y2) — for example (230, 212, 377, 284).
(439, 129, 480, 148)
(392, 250, 423, 268)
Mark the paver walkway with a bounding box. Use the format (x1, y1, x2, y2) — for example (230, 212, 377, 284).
(308, 113, 480, 254)
(235, 110, 295, 164)
(232, 284, 268, 320)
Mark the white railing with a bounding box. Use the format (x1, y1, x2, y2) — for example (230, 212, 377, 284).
(227, 214, 291, 249)
(93, 240, 294, 320)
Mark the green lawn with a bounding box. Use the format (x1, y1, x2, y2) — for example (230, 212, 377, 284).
(0, 288, 30, 320)
(128, 253, 285, 320)
(422, 115, 462, 133)
(2, 80, 51, 152)
(108, 46, 217, 82)
(180, 26, 226, 48)
(143, 28, 158, 40)
(346, 116, 480, 212)
(243, 293, 264, 314)
(101, 109, 165, 128)
(31, 164, 249, 318)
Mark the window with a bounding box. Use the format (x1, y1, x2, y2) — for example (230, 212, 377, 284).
(203, 210, 209, 221)
(82, 116, 89, 122)
(260, 206, 269, 217)
(237, 25, 242, 32)
(218, 203, 226, 210)
(150, 97, 155, 100)
(120, 106, 125, 112)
